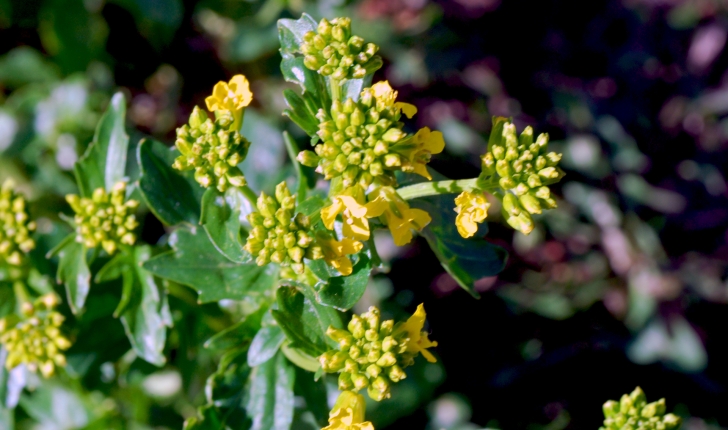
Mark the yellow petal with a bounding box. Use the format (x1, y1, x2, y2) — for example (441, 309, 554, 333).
(343, 215, 370, 241)
(411, 162, 432, 180)
(340, 238, 364, 255)
(338, 195, 368, 218)
(456, 212, 478, 238)
(406, 208, 432, 231)
(334, 256, 353, 276)
(395, 102, 417, 118)
(416, 128, 445, 154)
(212, 82, 228, 100)
(364, 197, 387, 217)
(321, 199, 345, 230)
(205, 95, 219, 112)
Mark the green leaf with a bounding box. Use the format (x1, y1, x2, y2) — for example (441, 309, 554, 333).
(74, 92, 129, 197)
(55, 239, 91, 314)
(137, 138, 205, 226)
(317, 254, 371, 311)
(119, 245, 171, 366)
(204, 306, 267, 351)
(283, 91, 319, 137)
(271, 286, 341, 357)
(293, 365, 328, 426)
(410, 193, 508, 298)
(245, 351, 295, 430)
(247, 325, 285, 367)
(281, 344, 320, 373)
(277, 13, 317, 55)
(200, 187, 252, 264)
(143, 226, 278, 303)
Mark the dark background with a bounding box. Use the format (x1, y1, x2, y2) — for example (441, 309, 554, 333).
(2, 0, 728, 428)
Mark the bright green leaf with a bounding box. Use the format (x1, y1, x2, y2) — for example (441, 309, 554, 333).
(245, 351, 295, 430)
(204, 306, 267, 351)
(119, 245, 171, 366)
(248, 325, 285, 367)
(143, 226, 278, 303)
(317, 254, 371, 311)
(74, 92, 129, 197)
(55, 239, 91, 314)
(200, 187, 252, 264)
(137, 138, 204, 226)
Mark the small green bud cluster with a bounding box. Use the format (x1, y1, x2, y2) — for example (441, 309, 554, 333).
(319, 307, 415, 402)
(66, 182, 138, 255)
(173, 107, 250, 192)
(300, 17, 382, 80)
(600, 387, 681, 430)
(480, 119, 564, 235)
(298, 93, 409, 189)
(0, 294, 71, 378)
(0, 179, 36, 266)
(244, 182, 322, 274)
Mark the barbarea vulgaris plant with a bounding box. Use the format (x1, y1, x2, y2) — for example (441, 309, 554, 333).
(0, 10, 685, 430)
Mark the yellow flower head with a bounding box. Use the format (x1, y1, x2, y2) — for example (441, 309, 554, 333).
(393, 127, 445, 180)
(396, 303, 438, 363)
(323, 391, 374, 430)
(205, 74, 253, 127)
(370, 81, 417, 119)
(318, 234, 364, 276)
(454, 191, 490, 238)
(369, 187, 431, 246)
(321, 187, 387, 241)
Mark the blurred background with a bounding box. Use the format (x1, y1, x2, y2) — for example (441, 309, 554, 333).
(2, 0, 728, 428)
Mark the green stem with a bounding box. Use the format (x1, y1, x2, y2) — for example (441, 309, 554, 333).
(13, 281, 31, 305)
(396, 178, 485, 200)
(330, 78, 341, 102)
(240, 185, 259, 209)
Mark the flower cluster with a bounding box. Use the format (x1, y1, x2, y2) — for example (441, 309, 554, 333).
(244, 182, 323, 274)
(600, 387, 681, 430)
(0, 294, 71, 378)
(172, 106, 250, 192)
(323, 391, 375, 430)
(66, 181, 139, 255)
(480, 118, 563, 235)
(298, 82, 444, 189)
(0, 179, 36, 266)
(454, 191, 489, 238)
(319, 304, 437, 401)
(300, 17, 382, 80)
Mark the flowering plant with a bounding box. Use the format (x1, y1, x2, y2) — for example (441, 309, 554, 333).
(0, 12, 685, 430)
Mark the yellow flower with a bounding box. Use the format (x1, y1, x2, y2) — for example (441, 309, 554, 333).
(321, 188, 387, 241)
(454, 191, 490, 238)
(318, 234, 364, 276)
(205, 74, 253, 126)
(323, 391, 374, 430)
(396, 303, 438, 363)
(399, 127, 445, 180)
(370, 187, 431, 246)
(370, 81, 417, 119)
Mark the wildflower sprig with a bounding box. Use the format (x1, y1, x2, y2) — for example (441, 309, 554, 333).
(298, 81, 444, 190)
(0, 179, 36, 267)
(319, 304, 437, 401)
(244, 181, 323, 274)
(66, 181, 139, 255)
(0, 293, 71, 378)
(172, 107, 250, 192)
(300, 17, 382, 82)
(600, 387, 681, 430)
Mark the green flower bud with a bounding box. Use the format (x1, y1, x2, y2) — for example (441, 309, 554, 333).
(0, 180, 36, 267)
(243, 182, 322, 273)
(300, 17, 381, 80)
(0, 294, 71, 378)
(599, 387, 681, 430)
(318, 305, 436, 401)
(173, 107, 251, 192)
(66, 182, 138, 255)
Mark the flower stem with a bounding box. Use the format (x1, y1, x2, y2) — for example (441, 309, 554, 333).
(240, 185, 259, 209)
(396, 178, 485, 200)
(330, 78, 341, 102)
